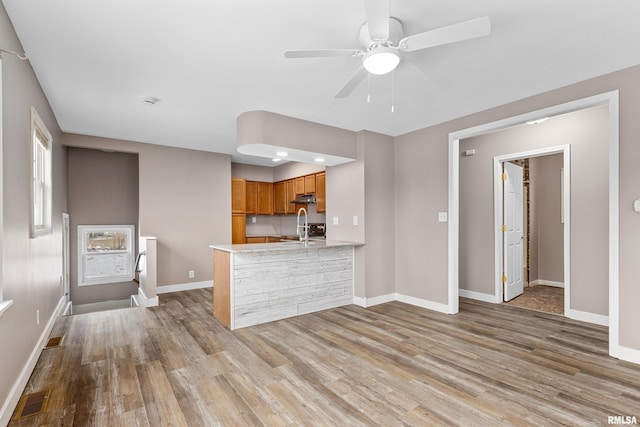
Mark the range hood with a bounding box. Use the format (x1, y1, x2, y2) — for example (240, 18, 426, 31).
(291, 194, 316, 204)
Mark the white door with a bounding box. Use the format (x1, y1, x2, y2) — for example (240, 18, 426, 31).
(62, 213, 70, 303)
(503, 162, 524, 301)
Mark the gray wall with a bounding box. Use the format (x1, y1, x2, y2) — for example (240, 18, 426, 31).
(0, 3, 67, 420)
(458, 105, 607, 312)
(63, 133, 231, 289)
(395, 64, 640, 350)
(67, 147, 139, 304)
(530, 154, 564, 283)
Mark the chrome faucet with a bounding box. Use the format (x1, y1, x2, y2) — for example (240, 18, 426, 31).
(296, 207, 308, 242)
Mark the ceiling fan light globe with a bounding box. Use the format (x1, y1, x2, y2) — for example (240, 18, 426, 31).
(362, 48, 400, 75)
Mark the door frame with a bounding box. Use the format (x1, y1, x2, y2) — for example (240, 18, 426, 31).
(493, 146, 570, 311)
(448, 90, 619, 359)
(62, 212, 71, 314)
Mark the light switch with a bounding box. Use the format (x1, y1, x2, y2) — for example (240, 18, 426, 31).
(251, 216, 257, 223)
(353, 216, 358, 226)
(438, 212, 448, 222)
(634, 199, 640, 213)
(332, 216, 339, 225)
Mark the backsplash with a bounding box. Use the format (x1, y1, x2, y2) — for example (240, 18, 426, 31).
(246, 204, 326, 236)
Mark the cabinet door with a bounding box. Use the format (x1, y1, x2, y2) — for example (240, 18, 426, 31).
(257, 182, 274, 215)
(245, 181, 258, 214)
(231, 214, 246, 244)
(294, 176, 305, 195)
(304, 174, 316, 194)
(273, 181, 285, 214)
(315, 172, 326, 213)
(285, 180, 296, 214)
(231, 178, 246, 214)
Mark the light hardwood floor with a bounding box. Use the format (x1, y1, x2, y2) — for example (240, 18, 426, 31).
(10, 288, 640, 426)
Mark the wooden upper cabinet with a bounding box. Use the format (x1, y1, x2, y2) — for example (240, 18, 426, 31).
(285, 179, 297, 214)
(245, 181, 258, 214)
(294, 177, 305, 195)
(231, 178, 246, 214)
(257, 182, 273, 215)
(304, 174, 316, 194)
(273, 181, 285, 214)
(315, 172, 326, 213)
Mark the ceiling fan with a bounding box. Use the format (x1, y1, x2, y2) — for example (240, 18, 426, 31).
(284, 0, 491, 98)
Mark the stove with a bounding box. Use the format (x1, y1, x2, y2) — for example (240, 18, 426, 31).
(307, 223, 326, 238)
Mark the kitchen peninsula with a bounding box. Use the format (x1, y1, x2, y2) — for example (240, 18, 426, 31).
(210, 240, 359, 330)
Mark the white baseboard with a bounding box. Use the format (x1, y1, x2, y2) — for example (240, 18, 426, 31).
(459, 289, 499, 303)
(567, 309, 608, 326)
(156, 280, 213, 294)
(352, 293, 395, 308)
(531, 280, 565, 288)
(617, 345, 640, 365)
(395, 293, 454, 314)
(136, 287, 159, 307)
(0, 296, 66, 426)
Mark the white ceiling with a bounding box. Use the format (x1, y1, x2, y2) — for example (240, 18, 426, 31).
(3, 1, 640, 166)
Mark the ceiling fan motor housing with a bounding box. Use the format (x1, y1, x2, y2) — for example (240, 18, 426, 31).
(359, 17, 404, 48)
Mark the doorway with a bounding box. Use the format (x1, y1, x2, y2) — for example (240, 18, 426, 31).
(62, 213, 71, 315)
(449, 91, 619, 358)
(499, 153, 566, 316)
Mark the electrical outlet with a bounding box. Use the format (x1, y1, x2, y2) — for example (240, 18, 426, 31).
(438, 212, 448, 222)
(188, 270, 195, 279)
(332, 216, 339, 225)
(36, 309, 40, 326)
(353, 215, 358, 226)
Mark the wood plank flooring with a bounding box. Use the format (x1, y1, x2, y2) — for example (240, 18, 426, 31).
(10, 288, 640, 426)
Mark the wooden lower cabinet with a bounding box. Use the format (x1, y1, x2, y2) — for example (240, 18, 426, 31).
(246, 236, 267, 244)
(231, 214, 246, 244)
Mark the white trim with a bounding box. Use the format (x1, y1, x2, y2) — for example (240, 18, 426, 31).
(530, 280, 564, 288)
(0, 296, 65, 426)
(136, 287, 159, 307)
(29, 106, 53, 238)
(396, 293, 454, 314)
(617, 345, 640, 365)
(608, 91, 620, 358)
(566, 309, 609, 327)
(492, 145, 571, 307)
(459, 289, 498, 303)
(449, 90, 620, 359)
(352, 293, 395, 308)
(0, 57, 4, 306)
(0, 300, 13, 316)
(156, 280, 213, 294)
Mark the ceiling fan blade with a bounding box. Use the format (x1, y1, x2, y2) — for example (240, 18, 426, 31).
(335, 67, 368, 98)
(364, 0, 390, 40)
(284, 49, 361, 59)
(399, 16, 491, 52)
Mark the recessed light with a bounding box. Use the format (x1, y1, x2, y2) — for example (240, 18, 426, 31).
(314, 157, 325, 163)
(272, 158, 282, 162)
(276, 151, 288, 157)
(526, 117, 548, 125)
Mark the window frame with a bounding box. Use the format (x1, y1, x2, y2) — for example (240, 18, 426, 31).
(30, 106, 53, 238)
(77, 225, 136, 286)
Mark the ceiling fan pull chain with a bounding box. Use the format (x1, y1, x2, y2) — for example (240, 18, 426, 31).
(367, 73, 371, 103)
(391, 71, 395, 113)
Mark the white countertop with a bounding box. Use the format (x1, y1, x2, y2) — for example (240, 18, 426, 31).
(210, 240, 363, 253)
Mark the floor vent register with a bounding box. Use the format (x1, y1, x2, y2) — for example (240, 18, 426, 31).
(13, 390, 50, 420)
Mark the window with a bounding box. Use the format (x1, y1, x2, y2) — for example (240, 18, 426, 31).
(78, 225, 135, 286)
(30, 106, 52, 238)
